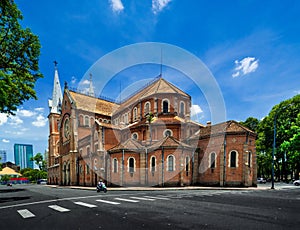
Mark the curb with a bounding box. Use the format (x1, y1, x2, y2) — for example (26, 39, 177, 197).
(48, 185, 269, 191)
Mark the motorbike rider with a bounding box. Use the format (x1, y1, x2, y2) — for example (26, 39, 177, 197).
(98, 179, 105, 188)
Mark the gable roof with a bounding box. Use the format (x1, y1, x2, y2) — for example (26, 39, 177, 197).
(148, 136, 192, 151)
(115, 77, 190, 113)
(189, 120, 256, 139)
(0, 167, 21, 176)
(68, 90, 118, 116)
(109, 138, 145, 153)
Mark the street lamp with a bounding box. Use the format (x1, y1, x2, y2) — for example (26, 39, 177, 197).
(271, 103, 293, 189)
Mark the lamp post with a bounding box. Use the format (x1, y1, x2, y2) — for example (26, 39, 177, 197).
(271, 103, 293, 189)
(271, 115, 277, 189)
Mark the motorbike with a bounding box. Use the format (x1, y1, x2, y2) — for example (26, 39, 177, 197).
(96, 183, 107, 193)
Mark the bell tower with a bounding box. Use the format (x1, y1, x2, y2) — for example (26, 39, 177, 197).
(47, 61, 63, 174)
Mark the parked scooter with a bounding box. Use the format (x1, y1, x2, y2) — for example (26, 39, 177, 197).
(96, 182, 107, 193)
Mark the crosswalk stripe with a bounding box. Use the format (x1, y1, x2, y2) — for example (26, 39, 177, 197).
(48, 205, 70, 212)
(96, 199, 120, 205)
(129, 196, 155, 201)
(74, 201, 97, 208)
(17, 209, 35, 218)
(143, 196, 170, 200)
(114, 198, 140, 203)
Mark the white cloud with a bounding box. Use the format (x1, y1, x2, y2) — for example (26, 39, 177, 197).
(109, 0, 124, 13)
(32, 114, 47, 127)
(17, 109, 36, 117)
(190, 104, 203, 116)
(2, 139, 10, 143)
(9, 115, 23, 126)
(35, 108, 44, 112)
(152, 0, 172, 14)
(232, 57, 259, 78)
(0, 113, 9, 126)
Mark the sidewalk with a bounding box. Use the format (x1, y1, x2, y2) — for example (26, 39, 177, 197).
(48, 185, 269, 191)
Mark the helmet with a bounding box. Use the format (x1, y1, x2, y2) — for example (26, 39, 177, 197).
(100, 179, 103, 182)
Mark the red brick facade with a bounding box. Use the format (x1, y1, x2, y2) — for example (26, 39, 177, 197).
(48, 78, 257, 187)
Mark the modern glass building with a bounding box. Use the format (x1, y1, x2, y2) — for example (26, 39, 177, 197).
(14, 144, 34, 169)
(0, 150, 7, 163)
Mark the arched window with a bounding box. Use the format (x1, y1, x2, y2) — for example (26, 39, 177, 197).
(163, 100, 169, 113)
(132, 132, 138, 140)
(167, 155, 175, 171)
(128, 157, 135, 173)
(164, 129, 173, 137)
(144, 101, 150, 115)
(113, 158, 118, 173)
(151, 156, 156, 172)
(86, 163, 90, 175)
(84, 116, 89, 127)
(210, 152, 216, 169)
(185, 156, 190, 176)
(247, 151, 251, 167)
(133, 107, 138, 121)
(94, 159, 98, 170)
(180, 101, 185, 116)
(79, 115, 84, 126)
(230, 151, 237, 167)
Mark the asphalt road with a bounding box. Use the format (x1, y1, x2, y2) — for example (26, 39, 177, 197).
(0, 184, 299, 230)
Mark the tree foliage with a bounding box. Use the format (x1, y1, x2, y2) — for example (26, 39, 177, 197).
(30, 152, 46, 171)
(245, 94, 300, 180)
(0, 174, 11, 182)
(240, 117, 260, 132)
(0, 0, 43, 115)
(20, 167, 47, 182)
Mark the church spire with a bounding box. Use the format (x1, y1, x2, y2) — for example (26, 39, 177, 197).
(48, 61, 63, 114)
(88, 73, 95, 97)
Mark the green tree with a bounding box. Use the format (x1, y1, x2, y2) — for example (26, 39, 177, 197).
(0, 0, 43, 115)
(256, 94, 300, 181)
(30, 152, 47, 171)
(20, 168, 42, 182)
(280, 113, 300, 179)
(0, 174, 11, 183)
(240, 117, 260, 132)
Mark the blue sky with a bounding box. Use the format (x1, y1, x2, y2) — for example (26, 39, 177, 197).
(1, 0, 300, 162)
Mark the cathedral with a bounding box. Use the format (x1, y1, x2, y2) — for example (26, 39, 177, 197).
(47, 65, 257, 187)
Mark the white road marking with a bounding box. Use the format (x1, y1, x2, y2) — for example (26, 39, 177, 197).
(17, 209, 35, 218)
(143, 196, 170, 200)
(114, 198, 140, 203)
(96, 199, 120, 205)
(48, 205, 70, 212)
(74, 201, 97, 208)
(129, 197, 155, 201)
(0, 193, 143, 210)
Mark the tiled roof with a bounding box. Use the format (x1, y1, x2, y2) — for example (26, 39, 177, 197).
(108, 138, 145, 153)
(0, 167, 21, 176)
(148, 136, 192, 151)
(189, 120, 256, 139)
(69, 91, 118, 116)
(115, 77, 190, 113)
